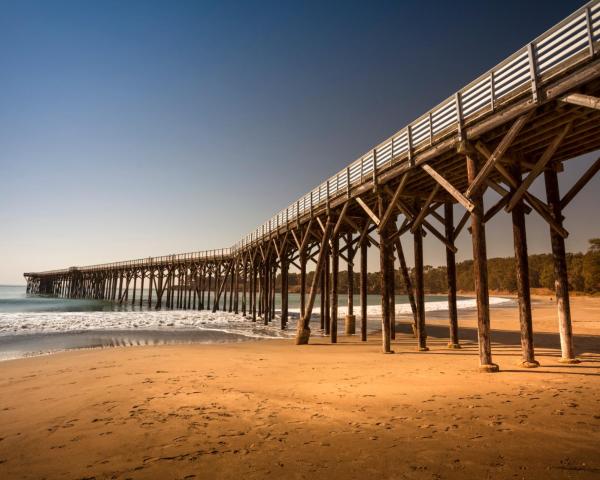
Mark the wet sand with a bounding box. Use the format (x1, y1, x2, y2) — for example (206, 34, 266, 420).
(0, 297, 599, 479)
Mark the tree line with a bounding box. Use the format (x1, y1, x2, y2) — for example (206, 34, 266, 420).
(285, 238, 600, 295)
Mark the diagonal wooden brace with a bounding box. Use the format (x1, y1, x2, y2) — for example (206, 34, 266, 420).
(410, 184, 440, 233)
(422, 163, 475, 212)
(506, 122, 571, 212)
(467, 111, 532, 198)
(378, 172, 410, 232)
(560, 156, 600, 210)
(355, 196, 381, 226)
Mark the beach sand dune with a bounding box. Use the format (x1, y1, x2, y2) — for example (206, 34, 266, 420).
(1, 297, 599, 479)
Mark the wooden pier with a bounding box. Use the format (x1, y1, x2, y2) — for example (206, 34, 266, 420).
(25, 1, 600, 371)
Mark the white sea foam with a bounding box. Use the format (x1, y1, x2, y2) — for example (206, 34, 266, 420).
(0, 310, 295, 339)
(288, 296, 512, 316)
(0, 297, 513, 338)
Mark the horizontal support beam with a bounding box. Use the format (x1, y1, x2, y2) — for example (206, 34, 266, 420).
(559, 92, 600, 110)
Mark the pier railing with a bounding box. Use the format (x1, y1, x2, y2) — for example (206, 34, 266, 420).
(24, 249, 232, 276)
(25, 0, 600, 277)
(234, 0, 600, 250)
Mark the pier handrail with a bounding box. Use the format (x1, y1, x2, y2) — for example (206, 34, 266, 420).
(236, 0, 600, 250)
(25, 0, 600, 277)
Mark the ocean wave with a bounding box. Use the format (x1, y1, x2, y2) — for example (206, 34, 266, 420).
(0, 297, 513, 338)
(288, 296, 512, 316)
(0, 310, 296, 339)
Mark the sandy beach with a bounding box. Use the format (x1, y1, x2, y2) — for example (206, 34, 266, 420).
(1, 297, 599, 479)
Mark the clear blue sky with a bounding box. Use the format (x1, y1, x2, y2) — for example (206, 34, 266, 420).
(1, 0, 597, 284)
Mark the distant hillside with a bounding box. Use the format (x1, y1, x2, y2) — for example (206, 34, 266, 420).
(284, 239, 600, 295)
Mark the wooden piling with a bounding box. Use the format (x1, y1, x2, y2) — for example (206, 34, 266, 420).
(444, 202, 460, 349)
(544, 168, 578, 363)
(345, 233, 356, 335)
(466, 154, 499, 372)
(331, 235, 339, 343)
(413, 225, 428, 351)
(360, 238, 368, 341)
(511, 166, 539, 367)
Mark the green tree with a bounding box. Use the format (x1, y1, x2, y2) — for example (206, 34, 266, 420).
(583, 239, 600, 292)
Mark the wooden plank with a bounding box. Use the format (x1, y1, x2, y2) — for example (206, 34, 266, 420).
(392, 235, 417, 326)
(560, 156, 600, 209)
(355, 196, 381, 226)
(484, 194, 511, 223)
(510, 165, 538, 367)
(453, 210, 470, 240)
(299, 219, 314, 253)
(410, 184, 440, 233)
(485, 179, 532, 215)
(332, 201, 350, 239)
(316, 216, 326, 234)
(360, 240, 368, 342)
(466, 111, 532, 198)
(477, 143, 568, 237)
(506, 122, 572, 212)
(296, 217, 333, 344)
(466, 154, 498, 372)
(290, 229, 302, 251)
(378, 172, 410, 232)
(330, 236, 339, 344)
(444, 203, 460, 348)
(378, 194, 393, 354)
(413, 226, 428, 351)
(345, 216, 379, 248)
(421, 163, 475, 212)
(545, 168, 577, 362)
(559, 92, 600, 110)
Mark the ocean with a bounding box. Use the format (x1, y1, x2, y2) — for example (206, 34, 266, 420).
(0, 285, 512, 361)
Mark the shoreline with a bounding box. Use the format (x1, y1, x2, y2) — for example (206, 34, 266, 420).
(1, 297, 600, 479)
(1, 293, 598, 363)
(0, 296, 517, 362)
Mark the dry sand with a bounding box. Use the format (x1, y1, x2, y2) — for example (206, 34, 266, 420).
(1, 297, 599, 479)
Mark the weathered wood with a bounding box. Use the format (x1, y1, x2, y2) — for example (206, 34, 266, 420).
(393, 235, 417, 328)
(345, 233, 356, 335)
(387, 227, 396, 341)
(356, 196, 381, 226)
(213, 264, 232, 313)
(324, 247, 331, 335)
(506, 122, 571, 212)
(299, 250, 307, 319)
(378, 172, 410, 232)
(560, 156, 600, 209)
(320, 265, 326, 331)
(559, 92, 600, 110)
(511, 165, 539, 367)
(466, 154, 498, 372)
(466, 112, 532, 198)
(360, 238, 368, 342)
(413, 223, 428, 351)
(410, 184, 440, 233)
(445, 203, 460, 349)
(332, 201, 350, 239)
(544, 168, 579, 363)
(378, 195, 393, 354)
(296, 217, 333, 344)
(331, 235, 339, 343)
(422, 163, 475, 212)
(281, 254, 288, 329)
(477, 142, 569, 238)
